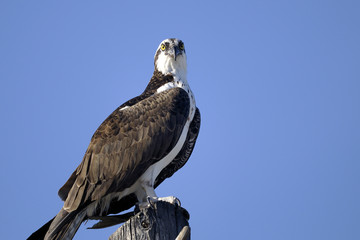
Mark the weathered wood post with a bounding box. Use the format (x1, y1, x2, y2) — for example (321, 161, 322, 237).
(108, 201, 190, 240)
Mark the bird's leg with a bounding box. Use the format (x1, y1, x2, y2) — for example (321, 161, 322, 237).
(135, 181, 157, 209)
(135, 181, 181, 209)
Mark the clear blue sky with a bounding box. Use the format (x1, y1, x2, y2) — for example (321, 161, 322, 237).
(1, 1, 359, 239)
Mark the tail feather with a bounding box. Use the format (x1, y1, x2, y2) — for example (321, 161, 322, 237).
(45, 208, 87, 240)
(27, 208, 87, 240)
(27, 217, 55, 240)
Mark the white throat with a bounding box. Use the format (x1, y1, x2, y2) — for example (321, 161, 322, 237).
(155, 54, 187, 83)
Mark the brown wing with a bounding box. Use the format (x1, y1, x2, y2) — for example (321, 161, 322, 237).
(58, 87, 190, 212)
(154, 107, 201, 187)
(92, 108, 200, 219)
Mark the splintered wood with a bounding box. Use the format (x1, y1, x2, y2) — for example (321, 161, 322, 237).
(109, 201, 190, 240)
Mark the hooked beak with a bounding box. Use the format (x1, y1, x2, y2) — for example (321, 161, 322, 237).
(174, 46, 181, 61)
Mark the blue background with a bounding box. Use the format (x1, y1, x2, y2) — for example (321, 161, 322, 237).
(1, 1, 359, 239)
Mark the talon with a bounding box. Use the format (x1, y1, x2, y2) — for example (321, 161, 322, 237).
(158, 196, 181, 207)
(146, 196, 157, 208)
(137, 201, 150, 210)
(175, 198, 181, 207)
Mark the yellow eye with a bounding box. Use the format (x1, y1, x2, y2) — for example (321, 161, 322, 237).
(161, 44, 166, 51)
(179, 43, 184, 50)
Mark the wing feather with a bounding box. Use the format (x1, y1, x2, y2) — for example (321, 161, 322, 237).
(61, 87, 190, 212)
(155, 107, 201, 187)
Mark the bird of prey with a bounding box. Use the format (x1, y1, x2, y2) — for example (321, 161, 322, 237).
(28, 38, 201, 240)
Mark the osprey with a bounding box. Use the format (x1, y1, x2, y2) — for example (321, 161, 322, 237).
(28, 38, 200, 240)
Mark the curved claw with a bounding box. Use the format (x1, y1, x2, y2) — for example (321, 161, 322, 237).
(137, 196, 181, 210)
(147, 196, 157, 208)
(158, 196, 181, 207)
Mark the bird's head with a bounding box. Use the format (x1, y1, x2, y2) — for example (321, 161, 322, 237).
(154, 38, 187, 78)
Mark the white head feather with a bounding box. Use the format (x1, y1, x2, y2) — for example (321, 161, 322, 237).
(154, 38, 187, 82)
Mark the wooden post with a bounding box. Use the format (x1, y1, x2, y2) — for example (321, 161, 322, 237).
(108, 201, 190, 240)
